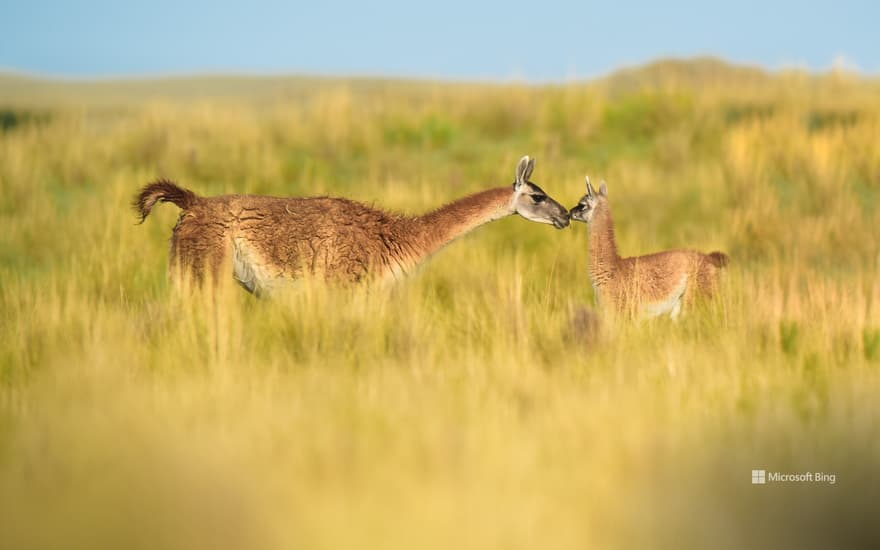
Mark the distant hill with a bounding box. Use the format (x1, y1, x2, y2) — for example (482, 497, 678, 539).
(597, 57, 773, 94)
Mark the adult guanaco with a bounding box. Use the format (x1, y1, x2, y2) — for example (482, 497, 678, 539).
(135, 156, 570, 294)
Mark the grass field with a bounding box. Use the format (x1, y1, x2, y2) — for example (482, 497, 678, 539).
(1, 59, 879, 549)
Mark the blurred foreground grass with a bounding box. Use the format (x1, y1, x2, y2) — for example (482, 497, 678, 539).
(1, 59, 879, 549)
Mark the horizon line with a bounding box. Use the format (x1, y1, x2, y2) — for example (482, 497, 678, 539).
(1, 56, 876, 86)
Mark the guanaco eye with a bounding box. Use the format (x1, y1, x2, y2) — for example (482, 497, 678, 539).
(532, 195, 546, 203)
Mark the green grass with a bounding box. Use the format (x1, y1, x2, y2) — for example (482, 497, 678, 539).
(1, 59, 879, 549)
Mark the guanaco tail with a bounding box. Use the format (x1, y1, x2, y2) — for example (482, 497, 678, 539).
(569, 177, 728, 319)
(134, 156, 570, 294)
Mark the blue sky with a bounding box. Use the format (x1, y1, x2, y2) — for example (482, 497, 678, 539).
(1, 1, 876, 80)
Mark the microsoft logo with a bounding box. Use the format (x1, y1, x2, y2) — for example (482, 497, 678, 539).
(751, 469, 766, 484)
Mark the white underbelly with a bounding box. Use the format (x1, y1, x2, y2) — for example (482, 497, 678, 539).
(643, 274, 688, 319)
(232, 239, 275, 295)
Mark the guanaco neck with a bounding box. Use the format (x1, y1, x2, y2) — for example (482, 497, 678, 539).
(588, 201, 620, 287)
(404, 187, 515, 263)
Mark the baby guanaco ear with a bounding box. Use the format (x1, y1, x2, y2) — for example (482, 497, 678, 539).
(599, 181, 608, 196)
(515, 155, 532, 188)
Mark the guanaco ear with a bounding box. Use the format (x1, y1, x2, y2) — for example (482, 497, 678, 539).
(514, 155, 533, 189)
(599, 181, 608, 196)
(524, 157, 535, 181)
(585, 175, 595, 197)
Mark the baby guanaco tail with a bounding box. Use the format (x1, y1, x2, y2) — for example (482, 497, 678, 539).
(707, 251, 730, 268)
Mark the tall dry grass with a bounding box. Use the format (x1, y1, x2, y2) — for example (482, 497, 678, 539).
(1, 61, 879, 549)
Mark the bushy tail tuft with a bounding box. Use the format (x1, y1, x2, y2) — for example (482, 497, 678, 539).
(707, 251, 730, 268)
(133, 179, 198, 223)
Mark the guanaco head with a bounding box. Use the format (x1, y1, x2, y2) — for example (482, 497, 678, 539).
(569, 176, 608, 224)
(512, 156, 570, 229)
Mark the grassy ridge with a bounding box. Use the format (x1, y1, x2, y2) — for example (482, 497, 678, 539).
(1, 60, 879, 549)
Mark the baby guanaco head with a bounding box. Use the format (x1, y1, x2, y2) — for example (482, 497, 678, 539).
(569, 176, 608, 224)
(512, 156, 570, 229)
